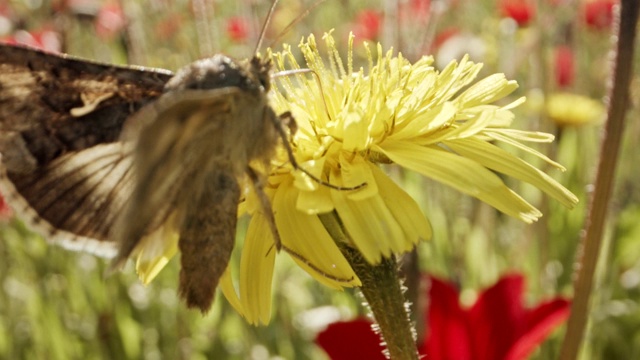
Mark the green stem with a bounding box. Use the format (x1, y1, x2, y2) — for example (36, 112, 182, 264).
(559, 2, 640, 359)
(319, 212, 419, 360)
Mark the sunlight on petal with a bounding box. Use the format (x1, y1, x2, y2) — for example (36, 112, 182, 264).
(135, 215, 179, 285)
(220, 268, 244, 318)
(274, 178, 360, 288)
(376, 141, 542, 223)
(330, 172, 408, 263)
(370, 164, 432, 244)
(444, 137, 578, 208)
(239, 213, 277, 325)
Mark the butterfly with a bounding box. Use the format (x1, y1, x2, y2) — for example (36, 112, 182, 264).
(0, 13, 297, 313)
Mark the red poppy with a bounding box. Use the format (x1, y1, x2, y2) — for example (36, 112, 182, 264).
(409, 0, 431, 17)
(499, 0, 536, 26)
(353, 10, 382, 41)
(316, 274, 571, 360)
(316, 318, 387, 360)
(95, 3, 126, 40)
(2, 28, 61, 52)
(554, 46, 575, 88)
(433, 27, 460, 50)
(0, 194, 12, 220)
(226, 17, 249, 42)
(583, 0, 617, 30)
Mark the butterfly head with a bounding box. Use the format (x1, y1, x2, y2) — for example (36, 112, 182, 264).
(164, 54, 272, 96)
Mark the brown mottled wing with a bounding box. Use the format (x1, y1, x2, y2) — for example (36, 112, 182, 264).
(0, 44, 173, 257)
(0, 143, 133, 256)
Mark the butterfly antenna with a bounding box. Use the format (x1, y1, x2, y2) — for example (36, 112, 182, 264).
(268, 0, 328, 49)
(254, 0, 280, 55)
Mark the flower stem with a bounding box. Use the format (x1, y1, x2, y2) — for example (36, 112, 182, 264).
(319, 212, 419, 360)
(559, 2, 640, 359)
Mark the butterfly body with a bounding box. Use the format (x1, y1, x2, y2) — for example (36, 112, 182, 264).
(114, 55, 280, 311)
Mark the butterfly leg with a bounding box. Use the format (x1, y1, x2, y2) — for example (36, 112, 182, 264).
(272, 111, 366, 191)
(245, 166, 282, 251)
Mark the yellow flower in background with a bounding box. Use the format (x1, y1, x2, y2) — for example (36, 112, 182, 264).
(217, 32, 578, 324)
(547, 92, 605, 126)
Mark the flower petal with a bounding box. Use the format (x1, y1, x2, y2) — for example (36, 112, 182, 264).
(330, 171, 409, 263)
(369, 164, 432, 243)
(506, 298, 571, 360)
(468, 274, 526, 360)
(238, 213, 277, 325)
(134, 215, 179, 285)
(316, 318, 387, 360)
(296, 185, 335, 214)
(376, 140, 542, 223)
(421, 276, 473, 359)
(455, 73, 518, 108)
(444, 137, 579, 208)
(340, 154, 378, 201)
(219, 268, 244, 317)
(392, 101, 458, 141)
(274, 178, 360, 288)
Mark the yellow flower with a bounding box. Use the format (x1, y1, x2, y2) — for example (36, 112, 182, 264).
(135, 32, 578, 325)
(216, 32, 578, 324)
(546, 92, 605, 126)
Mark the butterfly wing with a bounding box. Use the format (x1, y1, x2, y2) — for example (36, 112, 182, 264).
(112, 90, 239, 260)
(0, 44, 173, 257)
(111, 88, 245, 311)
(0, 144, 133, 256)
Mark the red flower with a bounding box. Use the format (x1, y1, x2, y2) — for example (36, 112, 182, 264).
(95, 3, 126, 40)
(0, 194, 12, 220)
(353, 10, 382, 41)
(554, 46, 575, 88)
(409, 0, 431, 17)
(583, 0, 617, 30)
(2, 28, 61, 52)
(226, 17, 249, 42)
(316, 318, 387, 360)
(316, 274, 571, 360)
(499, 0, 536, 26)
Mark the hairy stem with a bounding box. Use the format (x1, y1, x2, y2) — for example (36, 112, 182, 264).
(319, 212, 418, 360)
(559, 2, 640, 359)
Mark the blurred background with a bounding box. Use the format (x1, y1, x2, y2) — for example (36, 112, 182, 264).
(0, 0, 638, 358)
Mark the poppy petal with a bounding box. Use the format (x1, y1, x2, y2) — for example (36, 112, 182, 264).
(422, 276, 473, 359)
(506, 298, 571, 360)
(316, 318, 387, 360)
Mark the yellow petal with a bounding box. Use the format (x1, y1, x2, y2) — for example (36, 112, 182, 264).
(135, 214, 179, 285)
(369, 164, 432, 243)
(274, 178, 360, 288)
(443, 137, 578, 208)
(455, 74, 518, 107)
(485, 130, 565, 170)
(393, 101, 458, 141)
(239, 213, 277, 325)
(376, 140, 542, 223)
(293, 158, 326, 191)
(296, 185, 334, 214)
(219, 268, 244, 317)
(340, 153, 378, 201)
(343, 110, 369, 152)
(330, 171, 408, 263)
